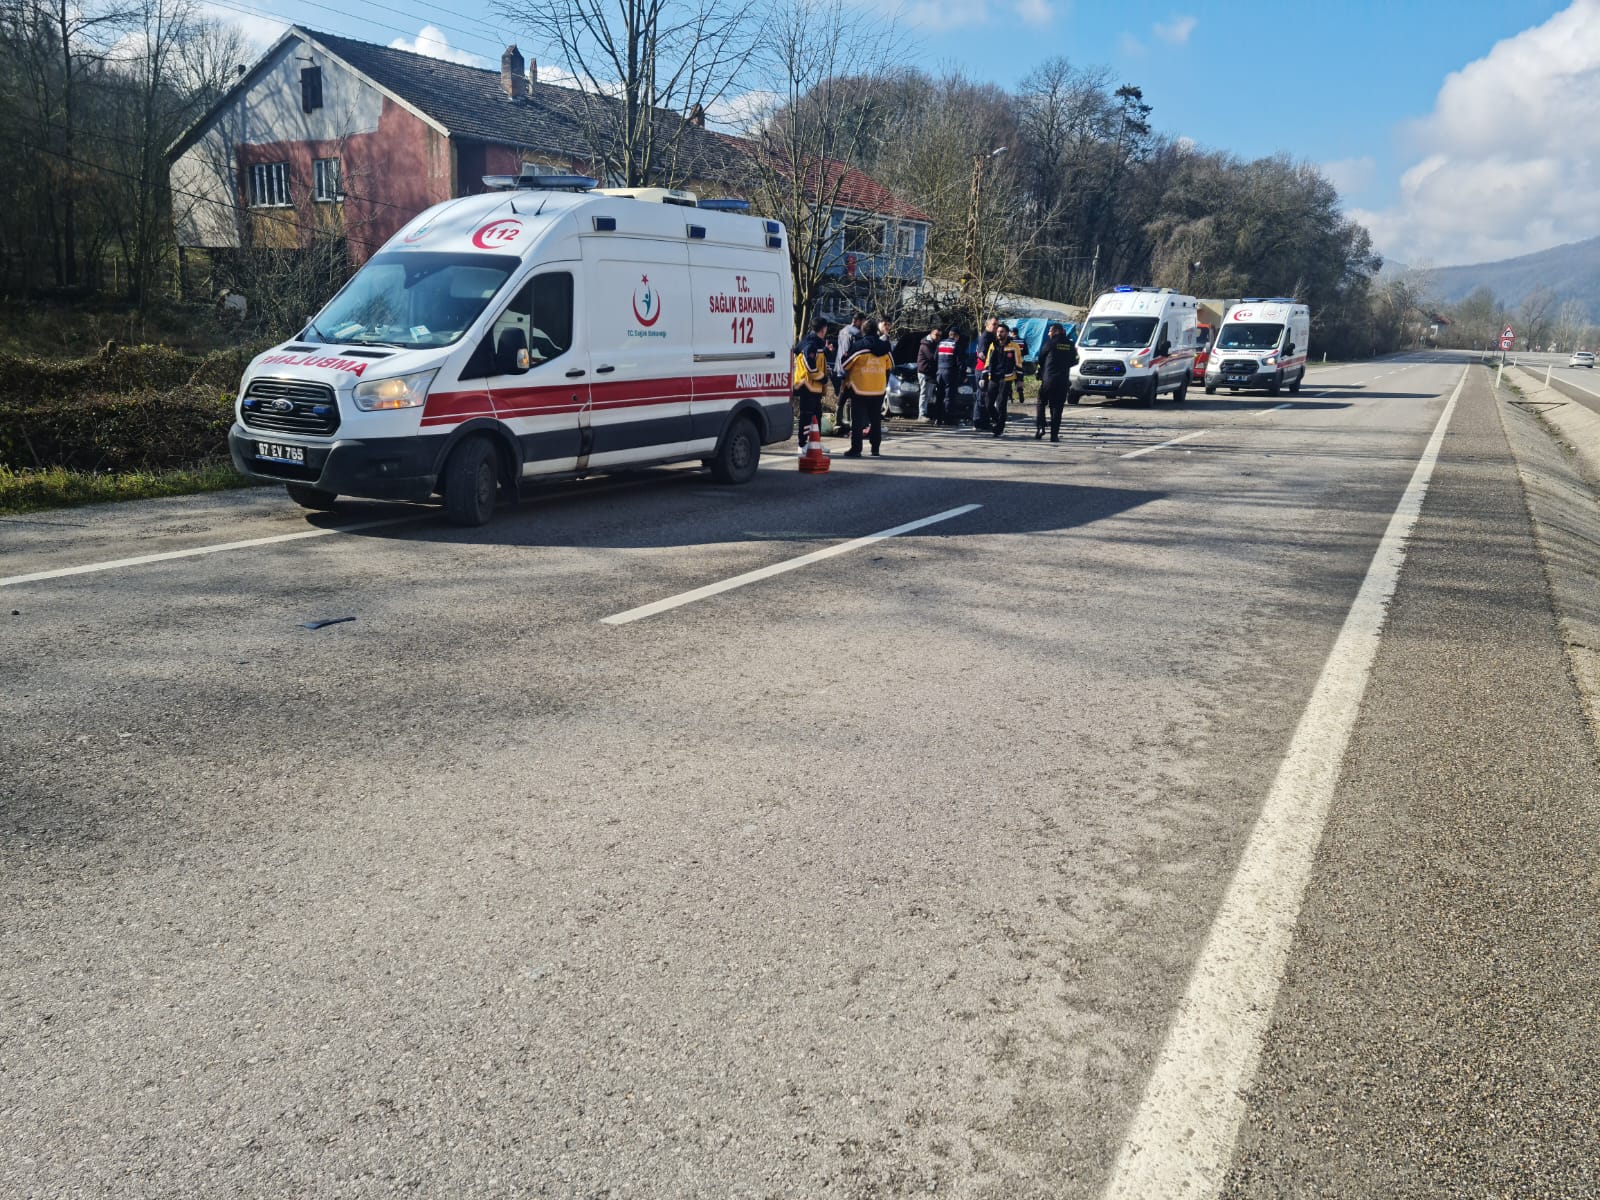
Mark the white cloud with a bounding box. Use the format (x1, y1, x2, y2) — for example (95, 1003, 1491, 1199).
(198, 2, 286, 54)
(1356, 0, 1600, 266)
(704, 89, 781, 134)
(1016, 0, 1053, 26)
(1153, 14, 1197, 45)
(388, 26, 486, 68)
(1321, 155, 1376, 199)
(1119, 32, 1145, 57)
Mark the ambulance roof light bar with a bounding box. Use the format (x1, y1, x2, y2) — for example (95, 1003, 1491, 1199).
(1112, 285, 1174, 293)
(482, 173, 598, 192)
(699, 198, 750, 212)
(1240, 296, 1300, 304)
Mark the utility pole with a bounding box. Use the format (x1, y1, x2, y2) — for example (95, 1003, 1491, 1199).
(962, 146, 1006, 324)
(1086, 244, 1099, 305)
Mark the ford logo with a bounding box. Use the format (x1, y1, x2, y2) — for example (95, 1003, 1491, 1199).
(269, 398, 296, 414)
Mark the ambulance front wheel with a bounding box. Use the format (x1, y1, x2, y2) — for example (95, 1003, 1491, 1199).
(442, 435, 499, 527)
(708, 415, 761, 485)
(1067, 391, 1080, 405)
(285, 482, 338, 511)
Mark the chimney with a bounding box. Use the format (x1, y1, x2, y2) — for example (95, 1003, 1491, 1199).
(687, 102, 705, 127)
(501, 45, 527, 100)
(528, 58, 537, 87)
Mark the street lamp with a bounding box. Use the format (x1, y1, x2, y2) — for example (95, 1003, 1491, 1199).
(1186, 259, 1201, 292)
(962, 146, 1007, 318)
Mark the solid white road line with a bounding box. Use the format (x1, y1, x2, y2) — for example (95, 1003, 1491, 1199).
(1121, 430, 1207, 459)
(600, 503, 982, 625)
(1251, 402, 1295, 416)
(0, 515, 419, 589)
(1100, 365, 1469, 1200)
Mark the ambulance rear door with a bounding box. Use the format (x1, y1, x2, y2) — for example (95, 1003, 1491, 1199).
(688, 243, 788, 452)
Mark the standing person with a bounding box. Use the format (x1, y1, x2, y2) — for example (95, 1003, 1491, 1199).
(916, 325, 941, 421)
(935, 325, 961, 424)
(983, 325, 1014, 436)
(841, 319, 894, 457)
(1034, 322, 1078, 441)
(1008, 331, 1028, 406)
(793, 317, 830, 445)
(833, 312, 866, 437)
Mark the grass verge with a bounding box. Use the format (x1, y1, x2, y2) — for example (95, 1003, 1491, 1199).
(0, 462, 261, 514)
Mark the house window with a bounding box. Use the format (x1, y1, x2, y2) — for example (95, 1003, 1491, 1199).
(314, 157, 342, 202)
(895, 224, 915, 257)
(842, 218, 885, 256)
(301, 66, 323, 113)
(248, 161, 290, 207)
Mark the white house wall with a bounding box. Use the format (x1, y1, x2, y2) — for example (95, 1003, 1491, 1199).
(170, 35, 386, 249)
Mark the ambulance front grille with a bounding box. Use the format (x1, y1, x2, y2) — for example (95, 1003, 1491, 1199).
(241, 379, 340, 435)
(1079, 359, 1125, 376)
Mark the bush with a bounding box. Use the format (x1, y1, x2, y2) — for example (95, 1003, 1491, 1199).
(0, 341, 255, 472)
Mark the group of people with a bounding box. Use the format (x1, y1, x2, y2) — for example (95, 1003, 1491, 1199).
(791, 311, 1082, 453)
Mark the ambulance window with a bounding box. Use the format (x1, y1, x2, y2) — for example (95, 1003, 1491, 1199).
(528, 272, 573, 362)
(474, 271, 574, 377)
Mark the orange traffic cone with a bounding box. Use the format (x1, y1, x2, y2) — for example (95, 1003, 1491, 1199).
(798, 417, 830, 473)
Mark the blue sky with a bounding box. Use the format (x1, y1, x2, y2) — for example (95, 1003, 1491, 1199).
(212, 0, 1595, 267)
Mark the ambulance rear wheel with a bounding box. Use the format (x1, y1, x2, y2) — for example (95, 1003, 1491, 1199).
(1205, 383, 1217, 395)
(709, 415, 760, 485)
(442, 436, 499, 527)
(285, 483, 337, 511)
(1067, 390, 1080, 405)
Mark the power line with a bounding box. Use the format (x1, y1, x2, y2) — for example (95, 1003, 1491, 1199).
(204, 0, 506, 62)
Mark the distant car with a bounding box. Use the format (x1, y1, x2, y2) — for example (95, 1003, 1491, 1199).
(886, 362, 975, 420)
(1568, 350, 1595, 368)
(1192, 322, 1214, 382)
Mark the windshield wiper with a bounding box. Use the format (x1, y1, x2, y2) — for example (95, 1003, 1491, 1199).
(348, 339, 407, 349)
(304, 319, 333, 344)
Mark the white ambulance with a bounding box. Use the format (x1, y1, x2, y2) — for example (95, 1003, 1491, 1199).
(1069, 286, 1199, 407)
(227, 174, 794, 525)
(1204, 298, 1311, 395)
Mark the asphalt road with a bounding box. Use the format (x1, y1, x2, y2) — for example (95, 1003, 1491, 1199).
(4, 351, 1596, 1198)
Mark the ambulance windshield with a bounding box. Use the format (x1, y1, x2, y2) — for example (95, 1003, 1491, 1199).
(1078, 316, 1157, 350)
(313, 252, 520, 349)
(1217, 323, 1284, 351)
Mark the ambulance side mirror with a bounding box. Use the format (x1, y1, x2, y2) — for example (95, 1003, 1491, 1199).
(1157, 339, 1171, 357)
(1285, 341, 1296, 355)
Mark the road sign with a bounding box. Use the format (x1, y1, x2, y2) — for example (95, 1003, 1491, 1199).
(1500, 337, 1513, 350)
(1503, 325, 1515, 340)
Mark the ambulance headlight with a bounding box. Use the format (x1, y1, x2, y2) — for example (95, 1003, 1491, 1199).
(353, 369, 437, 411)
(1261, 353, 1279, 368)
(1129, 354, 1148, 369)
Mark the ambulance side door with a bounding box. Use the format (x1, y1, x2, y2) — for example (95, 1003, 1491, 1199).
(688, 249, 787, 452)
(582, 243, 694, 466)
(467, 267, 586, 476)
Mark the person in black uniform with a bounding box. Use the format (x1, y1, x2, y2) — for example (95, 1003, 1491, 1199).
(982, 325, 1015, 437)
(1034, 323, 1078, 441)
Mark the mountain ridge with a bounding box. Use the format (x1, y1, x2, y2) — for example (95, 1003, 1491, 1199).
(1412, 235, 1600, 322)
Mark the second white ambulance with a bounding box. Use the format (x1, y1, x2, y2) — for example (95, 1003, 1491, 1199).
(227, 174, 794, 525)
(1069, 286, 1200, 407)
(1204, 298, 1311, 395)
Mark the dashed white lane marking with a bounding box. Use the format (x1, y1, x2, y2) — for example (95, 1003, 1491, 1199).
(0, 515, 419, 589)
(1251, 402, 1295, 416)
(600, 503, 982, 625)
(1100, 365, 1468, 1200)
(1120, 430, 1207, 459)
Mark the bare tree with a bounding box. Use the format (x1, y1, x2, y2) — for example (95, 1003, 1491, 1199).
(740, 0, 904, 336)
(494, 0, 757, 187)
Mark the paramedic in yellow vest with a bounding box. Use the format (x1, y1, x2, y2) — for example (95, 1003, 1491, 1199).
(841, 319, 895, 457)
(792, 318, 829, 444)
(1007, 331, 1027, 404)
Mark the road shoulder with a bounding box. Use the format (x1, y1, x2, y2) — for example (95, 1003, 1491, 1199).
(1217, 363, 1600, 1198)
